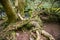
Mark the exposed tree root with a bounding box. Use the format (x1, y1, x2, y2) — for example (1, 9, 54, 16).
(0, 20, 55, 40)
(36, 30, 40, 40)
(41, 30, 55, 40)
(30, 28, 55, 40)
(0, 20, 30, 38)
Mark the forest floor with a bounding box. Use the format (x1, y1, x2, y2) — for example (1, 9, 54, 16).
(43, 22, 60, 40)
(16, 22, 60, 40)
(0, 20, 60, 40)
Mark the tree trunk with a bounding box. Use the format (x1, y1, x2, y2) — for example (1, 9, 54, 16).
(18, 0, 26, 17)
(0, 0, 55, 40)
(0, 0, 18, 23)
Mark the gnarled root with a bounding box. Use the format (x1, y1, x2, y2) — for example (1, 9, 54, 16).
(36, 30, 41, 40)
(0, 20, 55, 40)
(41, 30, 55, 40)
(29, 21, 55, 40)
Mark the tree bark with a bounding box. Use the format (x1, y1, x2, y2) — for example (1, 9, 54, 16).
(0, 0, 55, 40)
(18, 0, 26, 17)
(0, 0, 18, 23)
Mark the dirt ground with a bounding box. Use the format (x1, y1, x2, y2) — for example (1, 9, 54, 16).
(43, 22, 60, 40)
(16, 22, 60, 40)
(0, 20, 60, 40)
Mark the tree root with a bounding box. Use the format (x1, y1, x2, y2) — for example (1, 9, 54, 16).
(36, 30, 40, 40)
(0, 20, 55, 40)
(41, 30, 55, 40)
(0, 20, 30, 38)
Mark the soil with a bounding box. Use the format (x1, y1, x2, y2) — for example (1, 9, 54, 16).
(16, 31, 30, 40)
(0, 20, 60, 40)
(43, 22, 60, 40)
(16, 22, 60, 40)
